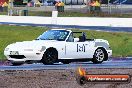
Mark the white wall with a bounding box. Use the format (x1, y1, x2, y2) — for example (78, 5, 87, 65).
(0, 16, 132, 27)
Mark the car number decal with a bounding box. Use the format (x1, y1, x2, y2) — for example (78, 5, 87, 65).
(77, 44, 87, 52)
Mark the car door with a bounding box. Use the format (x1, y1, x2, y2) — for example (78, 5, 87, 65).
(65, 33, 93, 59)
(66, 42, 89, 59)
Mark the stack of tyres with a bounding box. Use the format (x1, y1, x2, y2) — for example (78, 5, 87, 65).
(90, 6, 95, 12)
(56, 2, 65, 12)
(61, 6, 64, 12)
(3, 6, 8, 12)
(0, 6, 3, 12)
(57, 6, 64, 12)
(23, 10, 28, 16)
(95, 6, 101, 13)
(57, 6, 60, 12)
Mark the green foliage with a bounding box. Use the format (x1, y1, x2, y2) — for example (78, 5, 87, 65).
(0, 11, 132, 17)
(25, 11, 132, 17)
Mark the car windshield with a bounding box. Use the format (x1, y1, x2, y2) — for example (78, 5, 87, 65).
(36, 30, 69, 41)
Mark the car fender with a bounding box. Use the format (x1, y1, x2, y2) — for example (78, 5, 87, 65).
(42, 42, 66, 59)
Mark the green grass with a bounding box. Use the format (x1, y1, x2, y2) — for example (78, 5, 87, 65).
(1, 11, 132, 17)
(28, 11, 132, 17)
(0, 12, 7, 15)
(0, 25, 132, 60)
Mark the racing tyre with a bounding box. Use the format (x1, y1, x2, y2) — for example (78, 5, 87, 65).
(92, 48, 105, 64)
(42, 49, 58, 65)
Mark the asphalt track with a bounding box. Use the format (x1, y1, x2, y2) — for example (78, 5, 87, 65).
(0, 58, 132, 70)
(0, 22, 132, 32)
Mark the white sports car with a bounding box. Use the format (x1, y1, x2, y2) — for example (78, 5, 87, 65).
(4, 29, 112, 65)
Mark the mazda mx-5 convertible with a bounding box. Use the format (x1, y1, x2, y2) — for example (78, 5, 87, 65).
(4, 29, 112, 65)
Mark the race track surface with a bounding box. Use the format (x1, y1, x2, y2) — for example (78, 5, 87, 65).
(0, 22, 132, 32)
(0, 58, 132, 70)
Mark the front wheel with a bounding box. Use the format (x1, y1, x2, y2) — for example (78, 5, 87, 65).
(92, 48, 105, 64)
(41, 49, 58, 65)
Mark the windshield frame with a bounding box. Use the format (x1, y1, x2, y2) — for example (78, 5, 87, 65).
(36, 30, 70, 41)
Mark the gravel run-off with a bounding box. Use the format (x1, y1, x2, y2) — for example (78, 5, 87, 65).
(0, 68, 132, 88)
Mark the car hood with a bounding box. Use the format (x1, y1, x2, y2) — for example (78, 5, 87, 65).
(5, 40, 58, 51)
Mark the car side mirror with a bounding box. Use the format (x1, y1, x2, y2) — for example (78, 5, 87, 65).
(74, 38, 79, 42)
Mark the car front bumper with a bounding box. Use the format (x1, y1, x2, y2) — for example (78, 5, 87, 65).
(4, 51, 43, 62)
(107, 50, 112, 57)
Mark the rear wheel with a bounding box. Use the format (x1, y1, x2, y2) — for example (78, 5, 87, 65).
(92, 48, 105, 64)
(41, 48, 58, 65)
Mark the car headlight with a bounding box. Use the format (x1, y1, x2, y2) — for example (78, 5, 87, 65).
(5, 48, 9, 51)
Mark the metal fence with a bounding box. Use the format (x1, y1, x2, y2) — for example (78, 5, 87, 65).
(10, 4, 132, 16)
(101, 4, 132, 14)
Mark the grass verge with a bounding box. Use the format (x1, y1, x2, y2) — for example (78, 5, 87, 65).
(0, 25, 132, 60)
(0, 11, 132, 17)
(28, 11, 132, 18)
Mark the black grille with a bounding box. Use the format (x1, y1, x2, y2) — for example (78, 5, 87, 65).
(9, 55, 26, 59)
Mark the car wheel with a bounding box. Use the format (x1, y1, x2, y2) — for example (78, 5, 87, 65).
(42, 49, 58, 65)
(92, 48, 105, 64)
